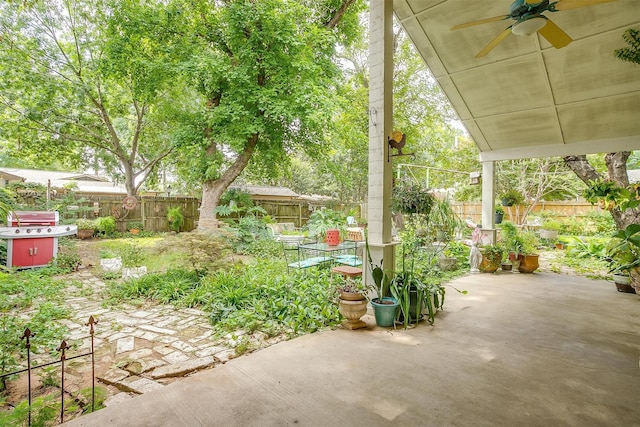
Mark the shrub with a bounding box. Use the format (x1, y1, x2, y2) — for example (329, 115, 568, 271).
(75, 218, 95, 230)
(127, 221, 143, 231)
(95, 216, 117, 236)
(167, 207, 184, 232)
(120, 243, 145, 267)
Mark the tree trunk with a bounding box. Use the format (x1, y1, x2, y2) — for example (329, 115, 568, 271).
(197, 135, 259, 231)
(563, 153, 640, 229)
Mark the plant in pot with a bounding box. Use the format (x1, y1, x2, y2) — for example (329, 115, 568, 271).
(365, 237, 398, 327)
(478, 244, 503, 273)
(608, 224, 640, 294)
(75, 218, 95, 240)
(127, 221, 144, 235)
(517, 230, 540, 274)
(307, 208, 345, 244)
(539, 219, 562, 241)
(389, 246, 445, 328)
(500, 189, 524, 207)
(335, 278, 372, 330)
(120, 243, 147, 281)
(99, 249, 122, 274)
(500, 221, 524, 268)
(494, 204, 505, 224)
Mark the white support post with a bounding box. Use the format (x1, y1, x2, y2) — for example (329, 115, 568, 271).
(366, 0, 395, 287)
(481, 160, 496, 244)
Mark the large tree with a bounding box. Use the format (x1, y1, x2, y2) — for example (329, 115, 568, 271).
(0, 0, 181, 195)
(153, 0, 364, 230)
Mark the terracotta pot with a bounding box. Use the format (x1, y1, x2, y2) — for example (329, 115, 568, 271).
(339, 290, 365, 301)
(518, 254, 539, 273)
(479, 253, 501, 273)
(338, 298, 368, 330)
(129, 228, 140, 235)
(325, 229, 340, 246)
(77, 229, 94, 240)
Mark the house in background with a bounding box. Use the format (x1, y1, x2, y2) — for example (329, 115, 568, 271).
(0, 167, 127, 195)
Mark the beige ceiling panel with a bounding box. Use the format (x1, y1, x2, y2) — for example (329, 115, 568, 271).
(402, 18, 448, 78)
(537, 0, 638, 48)
(436, 77, 471, 120)
(476, 109, 563, 150)
(546, 35, 640, 105)
(394, 0, 414, 21)
(461, 120, 490, 151)
(558, 93, 640, 144)
(418, 1, 537, 73)
(405, 0, 446, 16)
(451, 55, 553, 117)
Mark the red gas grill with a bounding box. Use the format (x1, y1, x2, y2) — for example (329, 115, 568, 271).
(0, 211, 77, 268)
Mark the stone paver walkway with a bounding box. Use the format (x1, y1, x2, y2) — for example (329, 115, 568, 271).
(59, 268, 282, 408)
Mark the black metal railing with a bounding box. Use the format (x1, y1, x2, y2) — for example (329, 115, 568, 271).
(0, 315, 98, 425)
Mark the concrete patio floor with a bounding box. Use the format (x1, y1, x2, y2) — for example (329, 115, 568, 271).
(64, 271, 640, 426)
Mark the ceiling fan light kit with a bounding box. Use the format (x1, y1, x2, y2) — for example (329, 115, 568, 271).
(511, 17, 547, 36)
(450, 0, 618, 57)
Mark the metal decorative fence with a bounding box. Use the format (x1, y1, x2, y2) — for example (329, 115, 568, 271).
(0, 316, 98, 426)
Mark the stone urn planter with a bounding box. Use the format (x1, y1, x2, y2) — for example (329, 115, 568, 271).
(122, 266, 147, 281)
(100, 257, 123, 273)
(338, 297, 368, 330)
(518, 254, 540, 273)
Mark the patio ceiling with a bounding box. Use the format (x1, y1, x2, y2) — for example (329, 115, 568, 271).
(394, 0, 640, 161)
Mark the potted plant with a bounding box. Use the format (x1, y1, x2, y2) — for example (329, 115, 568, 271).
(500, 189, 524, 207)
(608, 224, 640, 294)
(99, 249, 122, 273)
(366, 238, 398, 327)
(494, 204, 505, 224)
(539, 219, 562, 240)
(336, 279, 371, 330)
(120, 243, 147, 280)
(478, 244, 502, 273)
(307, 208, 345, 243)
(127, 220, 144, 235)
(517, 231, 540, 274)
(391, 179, 434, 216)
(75, 218, 95, 240)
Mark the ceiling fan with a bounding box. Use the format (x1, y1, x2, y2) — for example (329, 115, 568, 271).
(451, 0, 617, 58)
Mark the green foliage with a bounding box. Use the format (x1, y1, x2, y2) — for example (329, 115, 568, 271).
(608, 224, 640, 273)
(565, 236, 609, 260)
(75, 219, 96, 231)
(95, 216, 117, 237)
(119, 243, 146, 268)
(167, 207, 184, 233)
(242, 237, 282, 258)
(614, 28, 640, 65)
(307, 209, 346, 238)
(392, 179, 434, 215)
(127, 221, 144, 231)
(0, 394, 59, 427)
(495, 204, 505, 215)
(0, 188, 15, 224)
(106, 260, 340, 336)
(53, 252, 82, 272)
(156, 232, 229, 274)
(500, 189, 524, 206)
(220, 189, 254, 208)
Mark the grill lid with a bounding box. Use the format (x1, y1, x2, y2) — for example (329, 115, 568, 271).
(8, 211, 59, 226)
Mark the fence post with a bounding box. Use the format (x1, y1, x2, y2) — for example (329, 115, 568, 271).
(21, 328, 34, 427)
(86, 316, 98, 413)
(58, 340, 68, 423)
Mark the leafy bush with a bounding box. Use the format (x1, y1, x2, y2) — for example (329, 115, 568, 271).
(75, 218, 95, 230)
(95, 216, 117, 236)
(392, 179, 434, 215)
(228, 215, 271, 253)
(307, 208, 346, 238)
(120, 243, 146, 267)
(167, 207, 184, 232)
(156, 232, 230, 274)
(243, 238, 282, 258)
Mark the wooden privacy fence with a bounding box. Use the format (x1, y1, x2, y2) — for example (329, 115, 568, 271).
(75, 194, 200, 232)
(451, 201, 601, 225)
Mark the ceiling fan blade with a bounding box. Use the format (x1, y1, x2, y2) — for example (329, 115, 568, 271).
(553, 0, 617, 11)
(537, 18, 573, 48)
(451, 15, 509, 31)
(476, 27, 513, 58)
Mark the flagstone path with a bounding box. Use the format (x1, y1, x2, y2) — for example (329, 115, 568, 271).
(59, 268, 285, 408)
